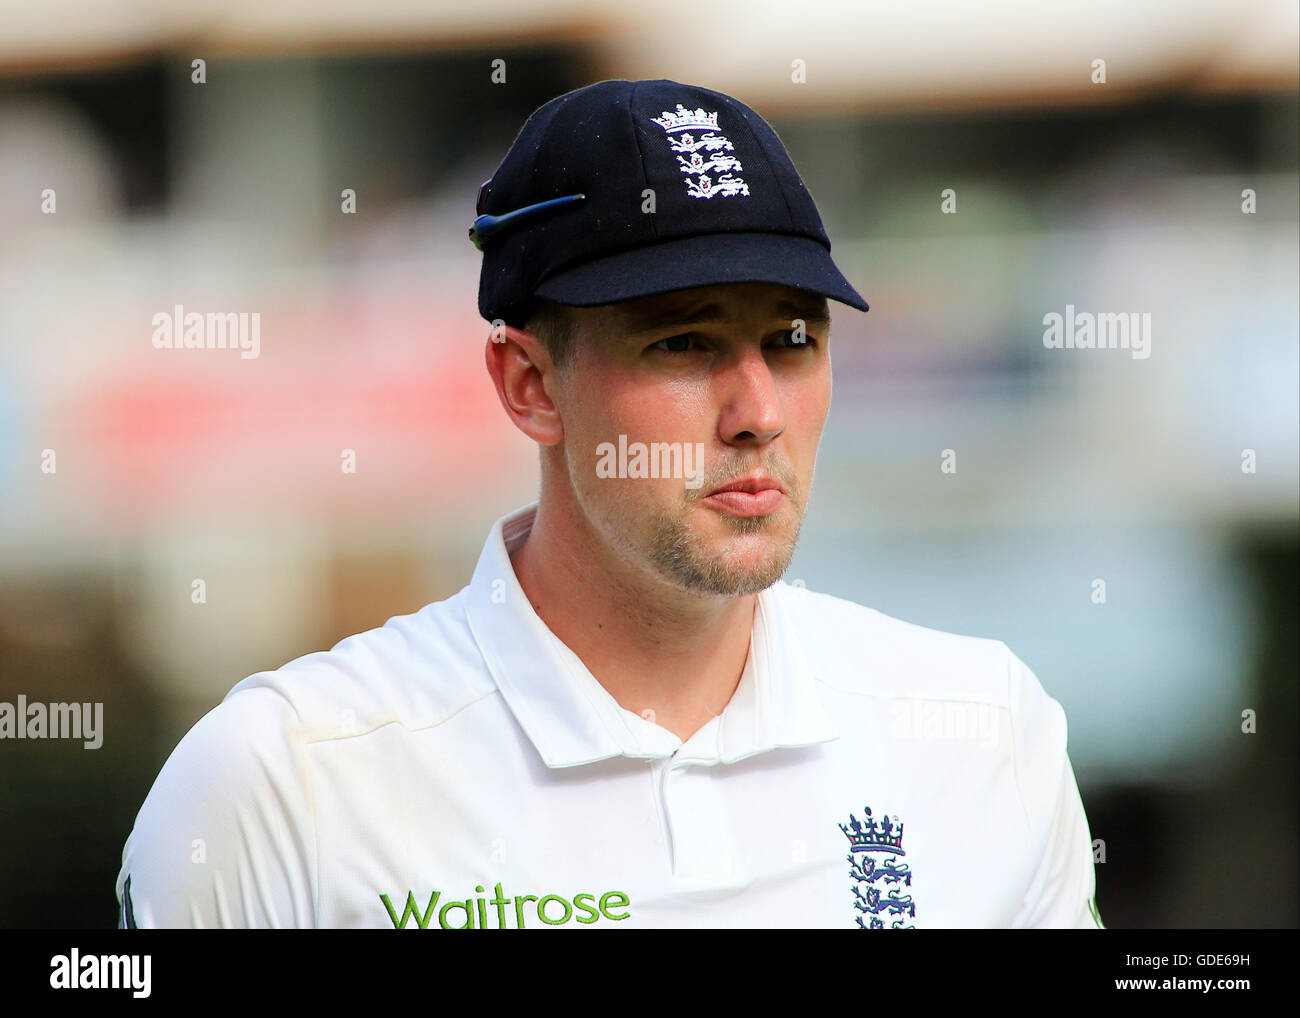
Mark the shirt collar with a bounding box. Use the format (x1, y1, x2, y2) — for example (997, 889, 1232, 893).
(462, 502, 839, 769)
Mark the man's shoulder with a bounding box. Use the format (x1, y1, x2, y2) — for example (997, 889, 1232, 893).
(772, 581, 1025, 709)
(219, 586, 498, 743)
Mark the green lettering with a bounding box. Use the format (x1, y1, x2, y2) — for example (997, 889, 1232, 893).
(599, 891, 630, 921)
(573, 893, 600, 924)
(537, 894, 572, 925)
(380, 890, 440, 929)
(382, 886, 629, 929)
(490, 883, 510, 930)
(439, 900, 474, 930)
(514, 894, 538, 930)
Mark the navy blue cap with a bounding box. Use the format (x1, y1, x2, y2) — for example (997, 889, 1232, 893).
(473, 78, 869, 328)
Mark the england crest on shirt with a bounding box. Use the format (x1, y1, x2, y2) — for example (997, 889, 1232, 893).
(839, 806, 917, 929)
(650, 103, 750, 200)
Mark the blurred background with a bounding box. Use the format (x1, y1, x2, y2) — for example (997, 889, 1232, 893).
(0, 0, 1295, 928)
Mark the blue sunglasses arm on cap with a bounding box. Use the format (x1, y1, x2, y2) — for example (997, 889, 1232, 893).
(468, 193, 587, 251)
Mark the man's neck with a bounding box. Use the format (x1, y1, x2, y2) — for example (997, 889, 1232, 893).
(508, 498, 756, 744)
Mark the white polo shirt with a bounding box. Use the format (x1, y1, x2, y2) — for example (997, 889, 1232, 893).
(116, 502, 1103, 929)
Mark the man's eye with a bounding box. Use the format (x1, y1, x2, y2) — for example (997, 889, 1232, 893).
(652, 334, 696, 354)
(772, 330, 817, 349)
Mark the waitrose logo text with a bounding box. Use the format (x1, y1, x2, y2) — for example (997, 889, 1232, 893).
(381, 883, 631, 929)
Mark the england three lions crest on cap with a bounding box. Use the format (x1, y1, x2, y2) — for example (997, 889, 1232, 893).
(840, 807, 917, 929)
(651, 104, 750, 200)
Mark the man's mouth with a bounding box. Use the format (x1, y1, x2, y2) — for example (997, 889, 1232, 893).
(699, 474, 787, 517)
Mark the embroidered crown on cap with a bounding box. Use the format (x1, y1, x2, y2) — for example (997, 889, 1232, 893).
(651, 101, 749, 200)
(650, 104, 720, 132)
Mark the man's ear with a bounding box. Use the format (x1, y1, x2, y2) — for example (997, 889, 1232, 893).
(484, 324, 565, 446)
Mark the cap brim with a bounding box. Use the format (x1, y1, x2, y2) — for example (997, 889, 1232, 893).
(532, 232, 868, 313)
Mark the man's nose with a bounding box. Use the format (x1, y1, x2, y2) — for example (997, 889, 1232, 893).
(716, 348, 785, 446)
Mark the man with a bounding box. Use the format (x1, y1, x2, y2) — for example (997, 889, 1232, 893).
(116, 78, 1103, 929)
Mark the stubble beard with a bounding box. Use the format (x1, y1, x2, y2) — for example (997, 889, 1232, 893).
(642, 501, 804, 596)
(564, 435, 810, 598)
(587, 457, 807, 597)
